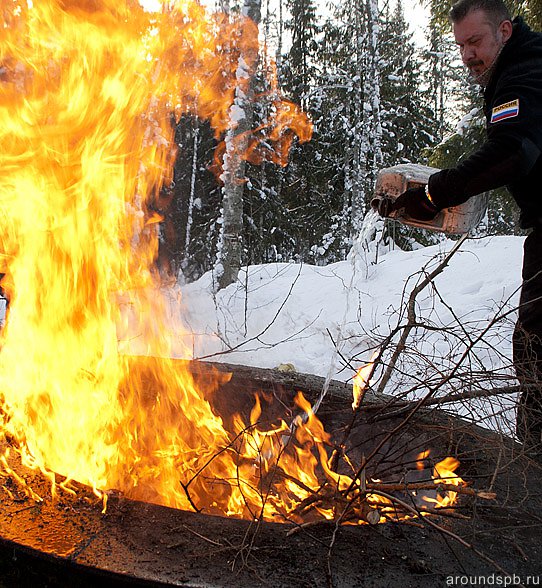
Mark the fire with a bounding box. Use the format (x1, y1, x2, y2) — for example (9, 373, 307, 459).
(352, 349, 379, 410)
(426, 456, 463, 508)
(414, 451, 464, 510)
(0, 0, 312, 517)
(416, 449, 431, 469)
(0, 0, 467, 526)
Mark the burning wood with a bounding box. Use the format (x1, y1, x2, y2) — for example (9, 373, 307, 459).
(0, 0, 472, 530)
(0, 354, 482, 528)
(0, 348, 479, 527)
(0, 0, 312, 519)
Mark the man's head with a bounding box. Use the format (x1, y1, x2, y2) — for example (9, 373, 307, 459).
(450, 0, 513, 84)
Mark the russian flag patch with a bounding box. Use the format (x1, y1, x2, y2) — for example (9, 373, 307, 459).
(490, 99, 519, 123)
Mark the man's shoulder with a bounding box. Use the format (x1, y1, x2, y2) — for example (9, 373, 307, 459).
(512, 17, 542, 46)
(496, 30, 542, 84)
(484, 31, 542, 124)
(513, 24, 542, 60)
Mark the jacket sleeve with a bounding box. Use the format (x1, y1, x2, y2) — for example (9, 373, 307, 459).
(427, 66, 542, 210)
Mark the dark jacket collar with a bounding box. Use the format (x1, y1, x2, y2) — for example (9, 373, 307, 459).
(484, 16, 536, 99)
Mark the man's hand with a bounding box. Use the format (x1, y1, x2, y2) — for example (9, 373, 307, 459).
(372, 186, 439, 221)
(371, 196, 396, 217)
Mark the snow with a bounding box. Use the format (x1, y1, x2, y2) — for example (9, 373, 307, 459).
(162, 232, 524, 437)
(172, 234, 521, 371)
(456, 107, 483, 135)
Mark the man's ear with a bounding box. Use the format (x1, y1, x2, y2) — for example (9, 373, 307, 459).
(500, 20, 513, 43)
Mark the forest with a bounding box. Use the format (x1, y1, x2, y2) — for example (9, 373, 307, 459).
(155, 0, 542, 289)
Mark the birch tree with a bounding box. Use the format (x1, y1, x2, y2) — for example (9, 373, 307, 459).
(215, 0, 262, 291)
(342, 0, 366, 243)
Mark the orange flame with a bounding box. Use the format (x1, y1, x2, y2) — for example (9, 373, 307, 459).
(0, 0, 464, 527)
(352, 349, 379, 410)
(416, 449, 430, 470)
(426, 456, 463, 508)
(416, 451, 465, 509)
(0, 0, 312, 517)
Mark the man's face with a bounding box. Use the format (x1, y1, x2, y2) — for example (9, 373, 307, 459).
(453, 9, 512, 80)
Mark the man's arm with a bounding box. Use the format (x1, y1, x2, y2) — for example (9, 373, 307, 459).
(428, 74, 542, 210)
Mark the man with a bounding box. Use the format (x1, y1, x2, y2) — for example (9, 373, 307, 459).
(374, 0, 542, 453)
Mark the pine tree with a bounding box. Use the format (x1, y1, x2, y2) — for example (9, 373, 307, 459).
(379, 0, 439, 165)
(284, 0, 319, 108)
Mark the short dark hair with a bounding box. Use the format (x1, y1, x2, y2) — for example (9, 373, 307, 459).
(449, 0, 512, 26)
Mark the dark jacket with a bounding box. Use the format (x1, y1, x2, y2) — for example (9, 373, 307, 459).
(428, 17, 542, 229)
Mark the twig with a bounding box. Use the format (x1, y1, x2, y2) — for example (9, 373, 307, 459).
(345, 282, 524, 498)
(168, 523, 224, 548)
(369, 385, 520, 422)
(376, 234, 469, 395)
(286, 518, 336, 536)
(414, 507, 471, 520)
(488, 445, 504, 494)
(197, 263, 308, 360)
(8, 503, 39, 516)
(326, 518, 339, 588)
(179, 481, 202, 513)
(366, 481, 495, 499)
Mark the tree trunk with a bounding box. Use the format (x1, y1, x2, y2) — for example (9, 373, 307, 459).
(350, 0, 382, 238)
(183, 124, 199, 259)
(215, 0, 262, 291)
(366, 0, 383, 174)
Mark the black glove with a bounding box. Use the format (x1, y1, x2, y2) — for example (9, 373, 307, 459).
(371, 196, 396, 217)
(373, 186, 438, 221)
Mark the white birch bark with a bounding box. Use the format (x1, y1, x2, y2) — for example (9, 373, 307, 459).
(214, 0, 261, 291)
(348, 0, 366, 239)
(184, 124, 200, 254)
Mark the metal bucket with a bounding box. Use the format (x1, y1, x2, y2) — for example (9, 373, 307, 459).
(374, 163, 489, 235)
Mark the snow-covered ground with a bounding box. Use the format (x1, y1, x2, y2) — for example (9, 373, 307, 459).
(163, 232, 524, 437)
(170, 234, 520, 372)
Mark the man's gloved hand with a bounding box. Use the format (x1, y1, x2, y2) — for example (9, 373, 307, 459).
(371, 196, 395, 218)
(372, 186, 438, 221)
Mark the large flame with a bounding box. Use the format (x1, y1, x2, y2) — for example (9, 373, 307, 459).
(0, 0, 314, 516)
(0, 0, 464, 525)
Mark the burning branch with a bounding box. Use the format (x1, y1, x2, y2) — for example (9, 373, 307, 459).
(340, 235, 524, 490)
(365, 480, 495, 500)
